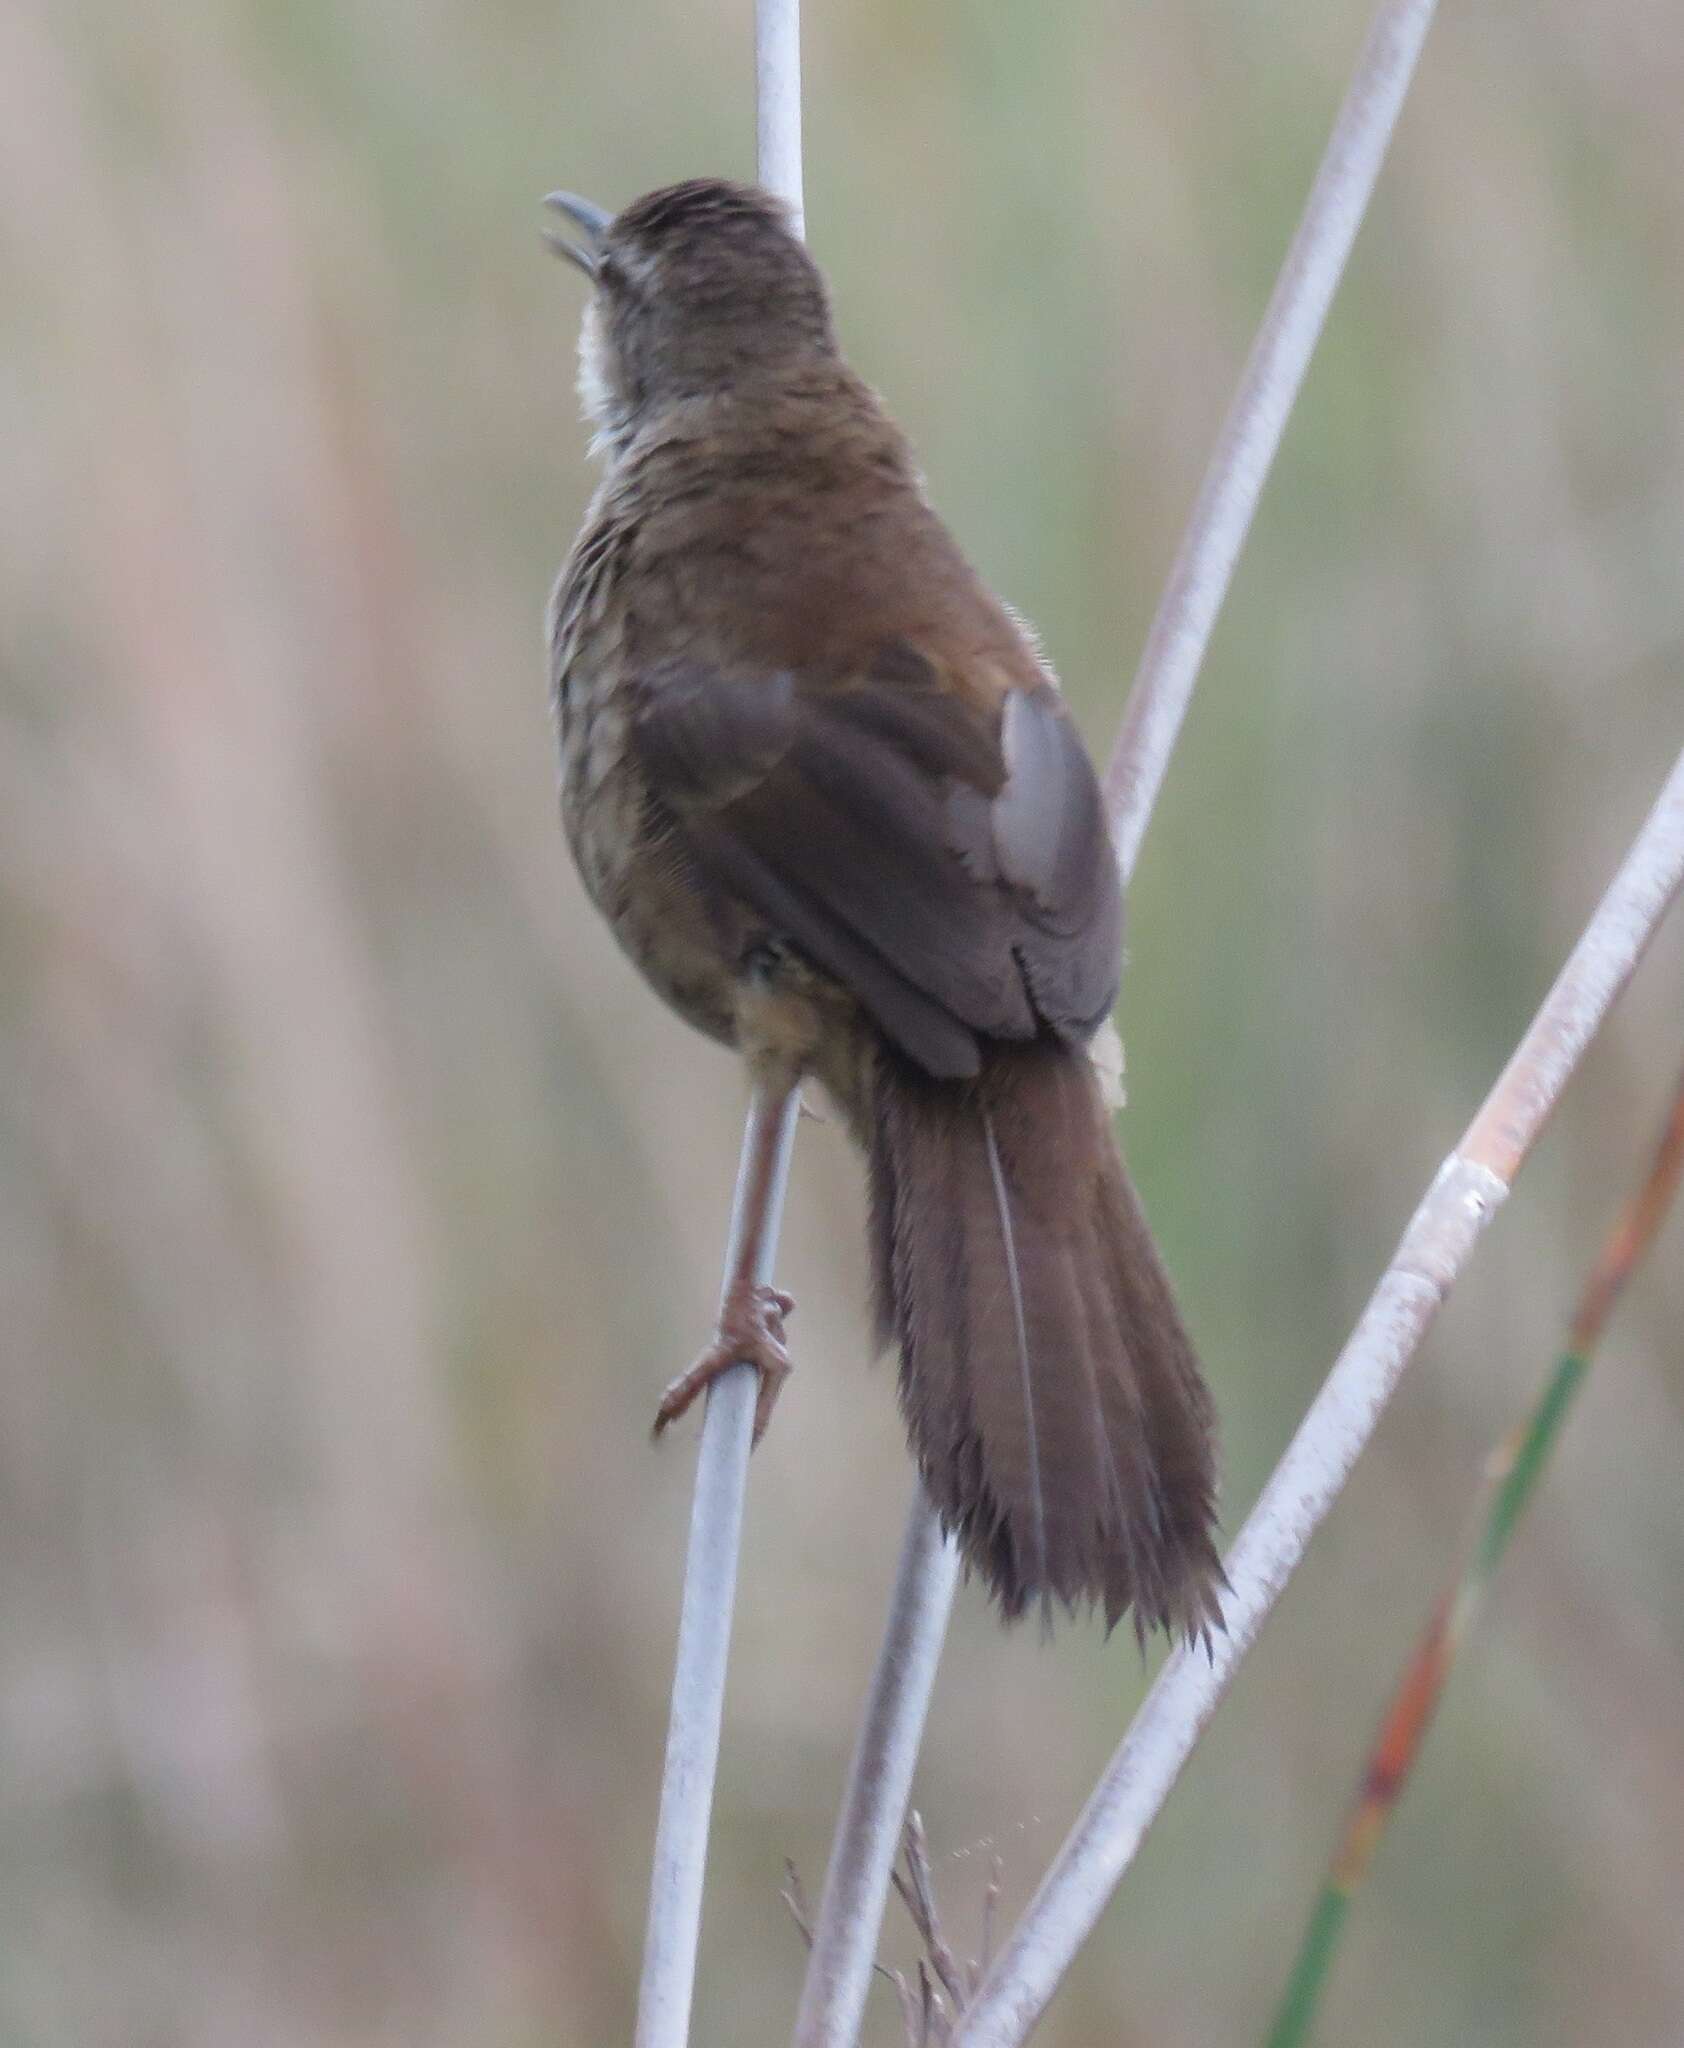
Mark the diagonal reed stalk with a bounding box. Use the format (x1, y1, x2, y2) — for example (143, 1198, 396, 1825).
(1264, 1054, 1684, 2048)
(633, 9, 804, 2045)
(951, 738, 1684, 2046)
(796, 2, 1445, 2038)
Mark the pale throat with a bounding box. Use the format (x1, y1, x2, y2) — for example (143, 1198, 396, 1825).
(575, 299, 631, 461)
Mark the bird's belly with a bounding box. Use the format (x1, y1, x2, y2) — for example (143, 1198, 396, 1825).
(561, 692, 743, 1047)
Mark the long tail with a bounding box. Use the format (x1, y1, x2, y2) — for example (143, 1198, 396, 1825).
(867, 1036, 1222, 1640)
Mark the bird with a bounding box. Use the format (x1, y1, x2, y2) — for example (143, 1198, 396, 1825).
(544, 177, 1221, 1640)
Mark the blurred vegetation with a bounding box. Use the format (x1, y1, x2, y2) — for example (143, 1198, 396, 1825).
(1, 1, 1681, 2043)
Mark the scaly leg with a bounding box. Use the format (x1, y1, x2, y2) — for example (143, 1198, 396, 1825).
(651, 1074, 800, 1445)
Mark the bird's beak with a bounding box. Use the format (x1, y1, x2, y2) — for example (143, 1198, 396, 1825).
(543, 191, 613, 277)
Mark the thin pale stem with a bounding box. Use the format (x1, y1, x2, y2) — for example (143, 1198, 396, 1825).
(1264, 1053, 1684, 2048)
(637, 1079, 801, 2048)
(794, 1491, 962, 2046)
(952, 741, 1684, 2047)
(757, 0, 803, 236)
(636, 8, 804, 2039)
(1106, 0, 1442, 873)
(795, 1, 1443, 2035)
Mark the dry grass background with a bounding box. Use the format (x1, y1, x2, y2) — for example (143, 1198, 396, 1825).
(2, 1, 1682, 2042)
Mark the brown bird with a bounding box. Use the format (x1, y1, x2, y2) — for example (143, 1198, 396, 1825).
(545, 178, 1221, 1639)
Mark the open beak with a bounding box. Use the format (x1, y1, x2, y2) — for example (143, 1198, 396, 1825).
(543, 191, 612, 277)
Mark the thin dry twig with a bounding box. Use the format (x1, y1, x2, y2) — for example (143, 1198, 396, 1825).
(977, 1856, 1004, 1992)
(901, 1817, 1033, 2038)
(797, 1813, 1017, 2046)
(891, 1813, 969, 2016)
(786, 1857, 913, 2011)
(789, 1835, 958, 2048)
(783, 1860, 816, 1947)
(915, 1965, 945, 2048)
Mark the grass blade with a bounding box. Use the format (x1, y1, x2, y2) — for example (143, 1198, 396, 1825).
(1264, 1055, 1684, 2048)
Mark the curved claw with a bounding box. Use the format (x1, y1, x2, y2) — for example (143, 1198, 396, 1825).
(652, 1283, 796, 1445)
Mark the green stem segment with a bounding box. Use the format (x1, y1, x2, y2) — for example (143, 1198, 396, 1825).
(1264, 1060, 1684, 2048)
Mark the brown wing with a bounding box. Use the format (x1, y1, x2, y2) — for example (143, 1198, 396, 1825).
(632, 641, 1123, 1080)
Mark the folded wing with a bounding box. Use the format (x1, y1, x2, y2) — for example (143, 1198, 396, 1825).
(631, 640, 1123, 1079)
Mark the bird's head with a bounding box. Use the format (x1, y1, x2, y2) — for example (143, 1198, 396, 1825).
(545, 177, 837, 455)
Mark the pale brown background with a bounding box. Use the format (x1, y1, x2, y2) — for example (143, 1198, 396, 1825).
(3, 1, 1682, 2042)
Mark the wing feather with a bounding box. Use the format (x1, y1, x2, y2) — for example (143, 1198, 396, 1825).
(631, 644, 1122, 1075)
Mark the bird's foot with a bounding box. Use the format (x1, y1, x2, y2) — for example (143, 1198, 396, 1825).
(652, 1284, 796, 1446)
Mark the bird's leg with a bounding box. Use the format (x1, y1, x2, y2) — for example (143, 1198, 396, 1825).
(652, 1071, 800, 1446)
(652, 1282, 795, 1445)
